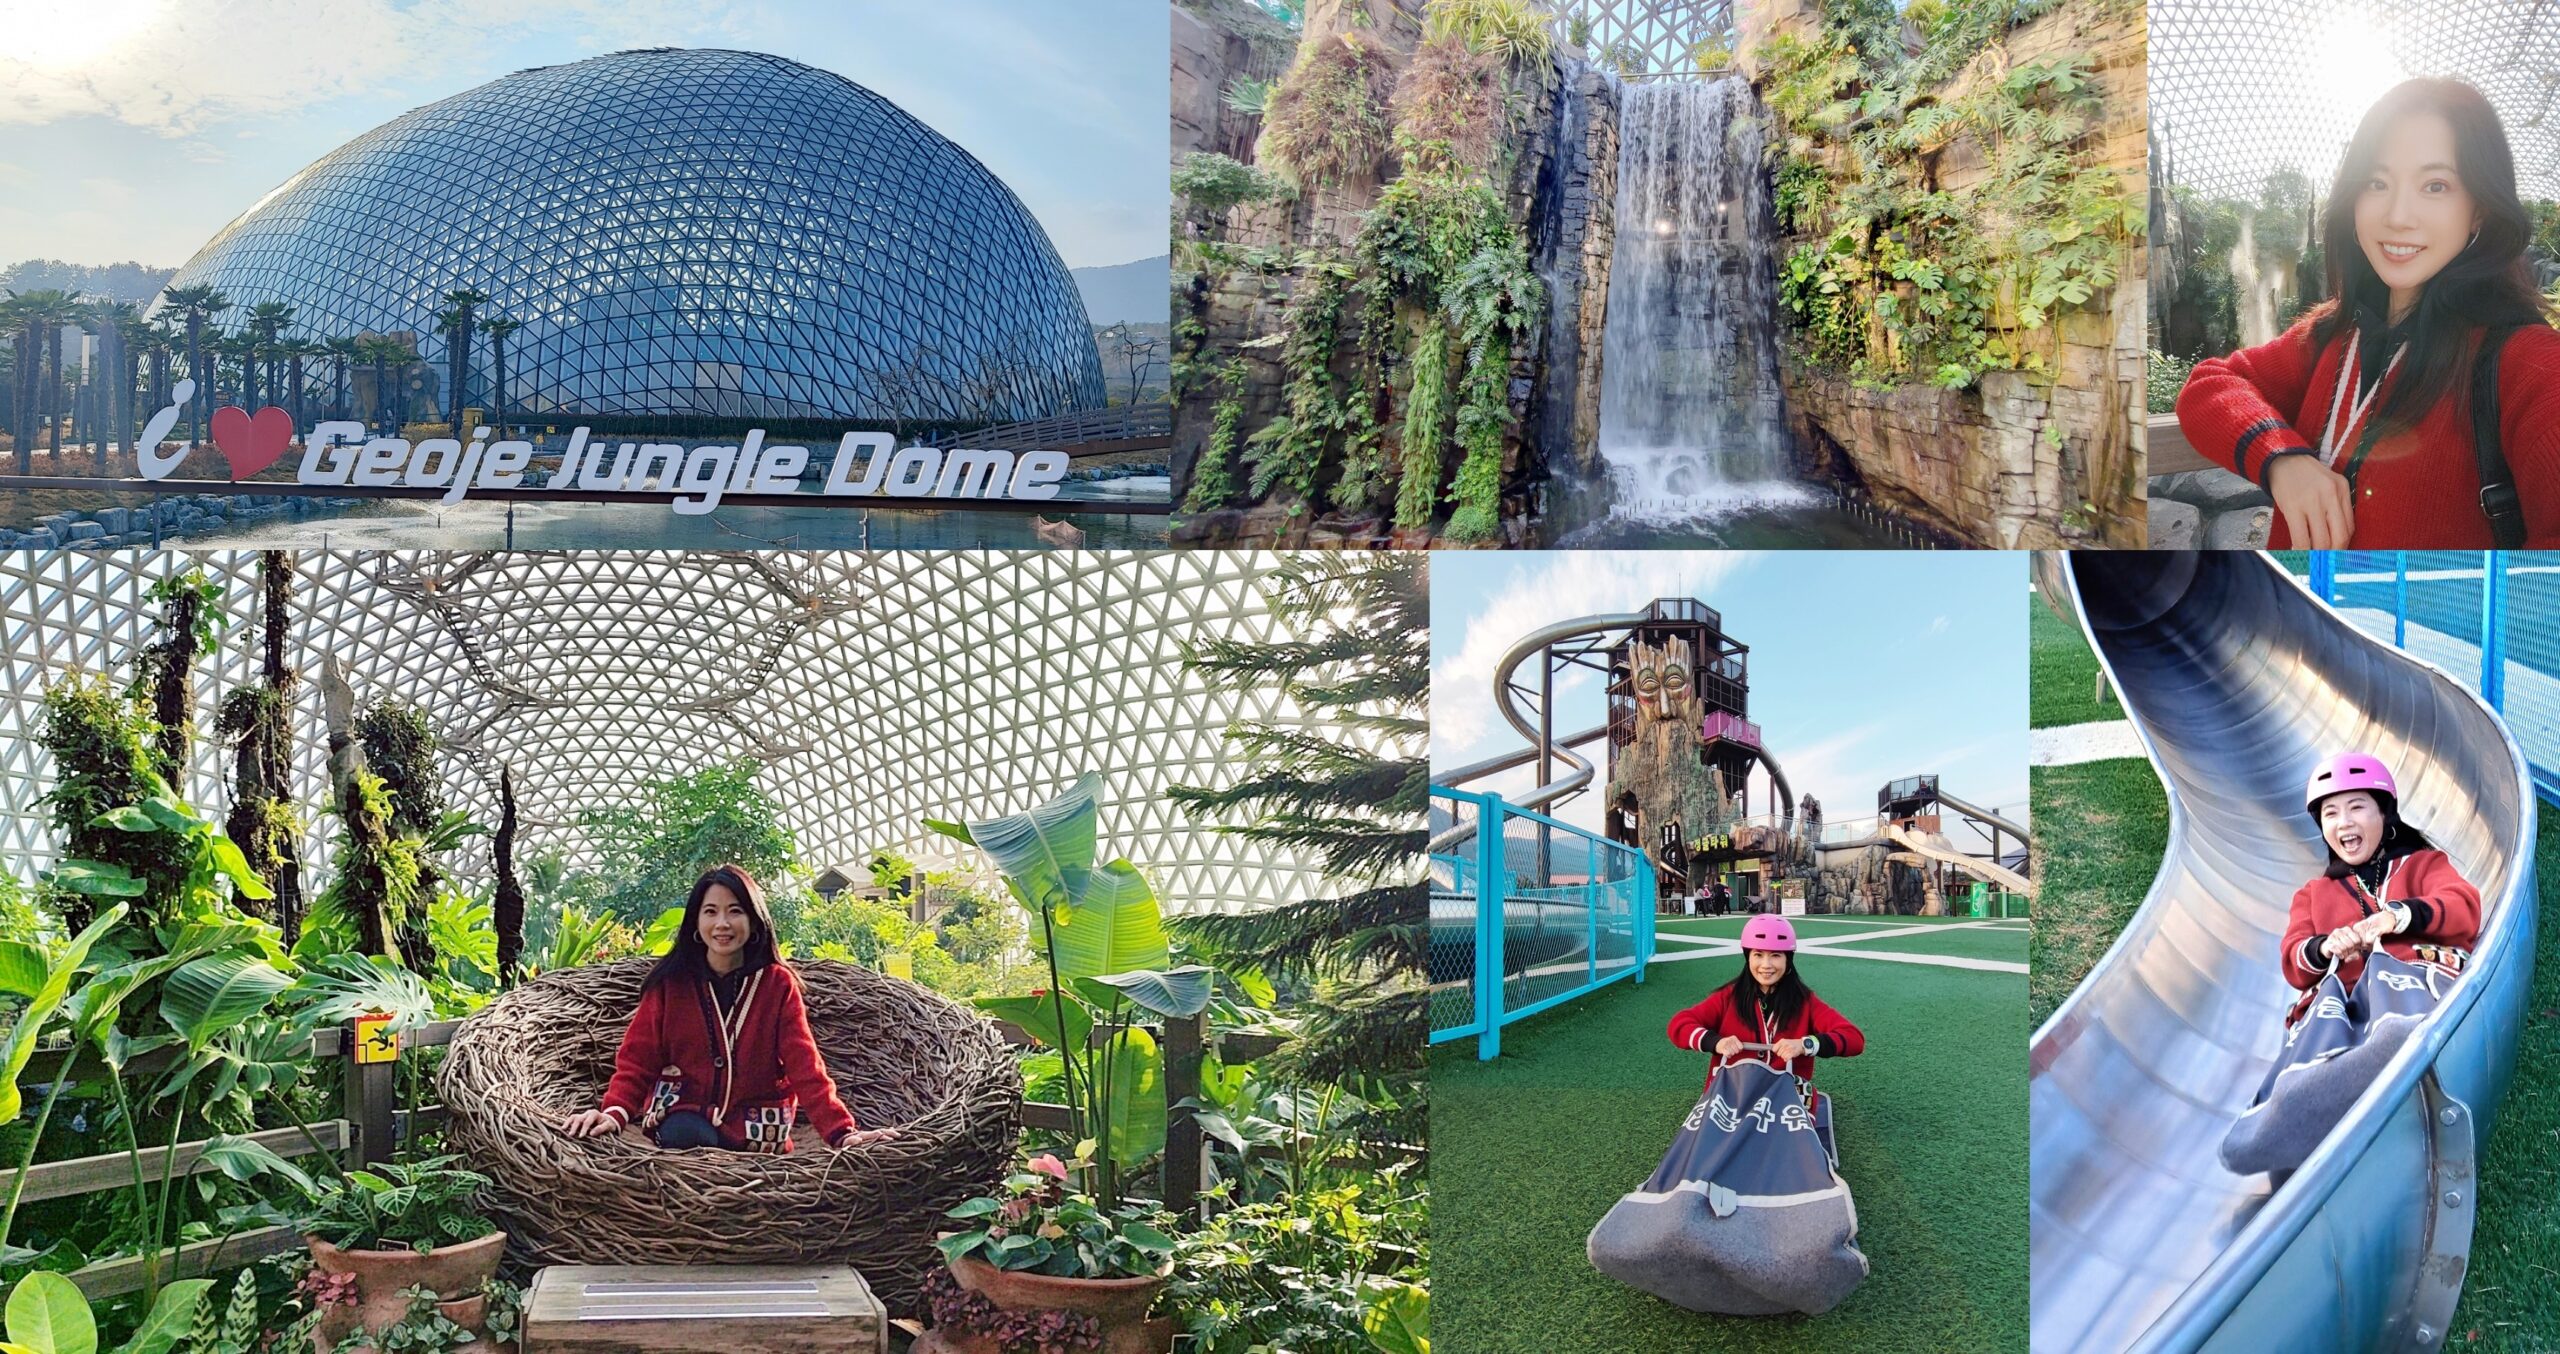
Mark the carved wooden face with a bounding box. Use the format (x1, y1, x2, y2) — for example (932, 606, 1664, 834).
(1630, 638, 1693, 725)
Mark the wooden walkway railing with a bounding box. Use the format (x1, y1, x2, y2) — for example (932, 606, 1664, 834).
(0, 1009, 1286, 1299)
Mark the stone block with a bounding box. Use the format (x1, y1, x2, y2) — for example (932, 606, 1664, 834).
(64, 521, 105, 542)
(2148, 498, 2201, 549)
(2150, 468, 2269, 516)
(2205, 505, 2273, 550)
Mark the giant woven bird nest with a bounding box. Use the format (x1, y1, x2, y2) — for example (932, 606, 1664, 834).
(438, 958, 1021, 1312)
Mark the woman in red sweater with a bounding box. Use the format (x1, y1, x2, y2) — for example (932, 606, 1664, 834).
(2278, 753, 2481, 1026)
(1665, 915, 1864, 1092)
(2175, 78, 2560, 548)
(558, 864, 887, 1153)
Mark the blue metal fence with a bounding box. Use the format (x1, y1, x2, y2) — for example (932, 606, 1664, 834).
(2290, 551, 2560, 805)
(1428, 786, 1658, 1061)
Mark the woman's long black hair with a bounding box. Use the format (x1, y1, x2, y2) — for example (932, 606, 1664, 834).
(1720, 949, 1810, 1030)
(2307, 77, 2549, 436)
(2318, 792, 2438, 880)
(644, 863, 781, 990)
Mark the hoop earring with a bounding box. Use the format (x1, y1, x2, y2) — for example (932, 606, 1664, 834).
(2467, 227, 2482, 251)
(2384, 823, 2399, 846)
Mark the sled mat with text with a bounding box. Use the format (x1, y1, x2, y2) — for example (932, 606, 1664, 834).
(2219, 949, 2460, 1177)
(1586, 1058, 1869, 1316)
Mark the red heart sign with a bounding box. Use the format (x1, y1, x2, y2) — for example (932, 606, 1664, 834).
(210, 405, 295, 480)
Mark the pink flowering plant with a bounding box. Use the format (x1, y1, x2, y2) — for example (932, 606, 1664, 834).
(935, 1152, 1178, 1280)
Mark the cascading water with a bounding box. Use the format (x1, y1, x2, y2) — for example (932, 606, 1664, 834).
(1573, 76, 1833, 538)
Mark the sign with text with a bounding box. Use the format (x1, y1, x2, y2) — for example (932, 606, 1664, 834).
(130, 381, 1072, 515)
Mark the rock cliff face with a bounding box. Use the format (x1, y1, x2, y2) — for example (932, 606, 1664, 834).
(1747, 0, 2150, 548)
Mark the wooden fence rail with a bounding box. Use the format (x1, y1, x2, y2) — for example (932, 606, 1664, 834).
(1, 1006, 1301, 1300)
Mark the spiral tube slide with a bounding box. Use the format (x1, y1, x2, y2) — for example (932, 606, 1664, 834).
(2029, 552, 2538, 1354)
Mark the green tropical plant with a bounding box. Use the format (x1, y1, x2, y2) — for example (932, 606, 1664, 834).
(928, 774, 1217, 1207)
(294, 1155, 493, 1253)
(933, 1153, 1175, 1280)
(1158, 1174, 1426, 1354)
(0, 1271, 210, 1354)
(1421, 0, 1553, 66)
(1261, 34, 1393, 190)
(1173, 154, 1281, 222)
(577, 758, 802, 925)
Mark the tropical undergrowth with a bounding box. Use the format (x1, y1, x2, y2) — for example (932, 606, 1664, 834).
(1763, 0, 2144, 391)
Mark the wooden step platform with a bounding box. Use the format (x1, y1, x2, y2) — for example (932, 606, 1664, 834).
(524, 1263, 887, 1353)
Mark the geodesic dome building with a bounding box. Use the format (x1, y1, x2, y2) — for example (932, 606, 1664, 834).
(0, 551, 1344, 915)
(158, 48, 1105, 423)
(2152, 0, 2560, 200)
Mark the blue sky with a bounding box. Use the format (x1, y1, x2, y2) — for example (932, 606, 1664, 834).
(1432, 551, 2031, 853)
(0, 0, 1166, 271)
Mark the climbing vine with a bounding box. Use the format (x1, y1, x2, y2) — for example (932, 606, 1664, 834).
(1760, 4, 2142, 390)
(1183, 358, 1249, 512)
(1442, 238, 1543, 541)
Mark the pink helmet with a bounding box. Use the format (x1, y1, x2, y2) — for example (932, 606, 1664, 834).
(1739, 915, 1797, 952)
(2305, 752, 2398, 819)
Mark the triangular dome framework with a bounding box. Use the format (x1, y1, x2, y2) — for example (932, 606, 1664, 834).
(2151, 0, 2560, 202)
(0, 550, 1364, 916)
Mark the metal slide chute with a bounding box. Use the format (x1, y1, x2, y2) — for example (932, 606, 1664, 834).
(2028, 552, 2537, 1354)
(1877, 822, 2031, 894)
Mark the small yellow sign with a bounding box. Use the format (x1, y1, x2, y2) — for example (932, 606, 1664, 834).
(882, 951, 914, 981)
(353, 1013, 400, 1066)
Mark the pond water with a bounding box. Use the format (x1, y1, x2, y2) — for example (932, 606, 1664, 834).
(1546, 478, 1922, 549)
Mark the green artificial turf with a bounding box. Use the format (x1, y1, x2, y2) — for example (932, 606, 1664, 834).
(2450, 806, 2560, 1351)
(1433, 951, 2028, 1353)
(2025, 758, 2169, 1028)
(2029, 595, 2115, 729)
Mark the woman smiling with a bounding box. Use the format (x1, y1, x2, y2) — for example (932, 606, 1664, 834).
(2175, 77, 2560, 548)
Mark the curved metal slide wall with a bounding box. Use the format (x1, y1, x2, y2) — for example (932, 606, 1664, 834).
(1881, 822, 2032, 894)
(2029, 552, 2537, 1354)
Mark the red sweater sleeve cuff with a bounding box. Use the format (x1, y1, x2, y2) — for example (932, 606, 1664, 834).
(2229, 419, 2316, 487)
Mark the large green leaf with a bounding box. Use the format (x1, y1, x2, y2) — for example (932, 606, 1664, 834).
(158, 954, 292, 1051)
(959, 772, 1103, 918)
(4, 1271, 94, 1354)
(0, 944, 46, 1001)
(973, 993, 1093, 1056)
(1049, 859, 1166, 981)
(288, 954, 436, 1033)
(1100, 1025, 1164, 1170)
(1090, 966, 1218, 1018)
(641, 906, 685, 955)
(111, 1278, 211, 1354)
(40, 863, 143, 899)
(1361, 1281, 1429, 1354)
(206, 838, 274, 901)
(0, 906, 128, 1122)
(197, 1134, 315, 1196)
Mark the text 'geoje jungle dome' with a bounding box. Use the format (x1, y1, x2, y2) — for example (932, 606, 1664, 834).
(159, 47, 1106, 424)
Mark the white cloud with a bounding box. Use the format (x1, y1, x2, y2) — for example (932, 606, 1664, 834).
(1927, 615, 1950, 635)
(1433, 553, 1758, 762)
(0, 0, 720, 135)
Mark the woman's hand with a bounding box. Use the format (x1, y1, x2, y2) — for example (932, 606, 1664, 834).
(1771, 1038, 1808, 1061)
(833, 1127, 899, 1150)
(2267, 454, 2356, 549)
(1713, 1035, 1743, 1058)
(2321, 924, 2370, 961)
(559, 1109, 621, 1139)
(2352, 908, 2404, 946)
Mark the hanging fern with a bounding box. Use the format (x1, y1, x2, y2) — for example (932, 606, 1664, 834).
(1441, 238, 1544, 542)
(1261, 33, 1396, 189)
(1392, 320, 1451, 532)
(1183, 358, 1250, 512)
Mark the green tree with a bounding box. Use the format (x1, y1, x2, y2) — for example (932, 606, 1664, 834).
(158, 284, 231, 446)
(578, 758, 804, 924)
(1167, 554, 1426, 1137)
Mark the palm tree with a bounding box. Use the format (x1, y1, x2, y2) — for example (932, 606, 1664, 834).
(357, 336, 406, 433)
(324, 335, 358, 421)
(160, 285, 231, 446)
(0, 296, 20, 470)
(10, 289, 79, 461)
(481, 315, 520, 437)
(284, 337, 319, 431)
(440, 288, 488, 425)
(246, 301, 294, 411)
(85, 300, 138, 470)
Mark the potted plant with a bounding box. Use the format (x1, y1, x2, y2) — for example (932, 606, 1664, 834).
(918, 1153, 1178, 1354)
(295, 1154, 508, 1352)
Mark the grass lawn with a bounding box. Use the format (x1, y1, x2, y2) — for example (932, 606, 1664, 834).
(2029, 594, 2113, 729)
(2024, 759, 2168, 1027)
(1433, 950, 2027, 1353)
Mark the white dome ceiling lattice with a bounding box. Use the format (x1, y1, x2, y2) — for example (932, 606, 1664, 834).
(2152, 0, 2560, 201)
(0, 550, 1355, 916)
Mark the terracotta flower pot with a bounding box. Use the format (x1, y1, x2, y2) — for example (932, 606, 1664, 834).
(918, 1256, 1171, 1354)
(307, 1231, 505, 1353)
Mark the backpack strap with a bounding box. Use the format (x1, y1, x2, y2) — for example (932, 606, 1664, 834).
(2472, 325, 2524, 548)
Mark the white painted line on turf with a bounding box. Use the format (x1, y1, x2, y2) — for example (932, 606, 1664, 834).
(1646, 937, 2026, 974)
(1809, 919, 2019, 944)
